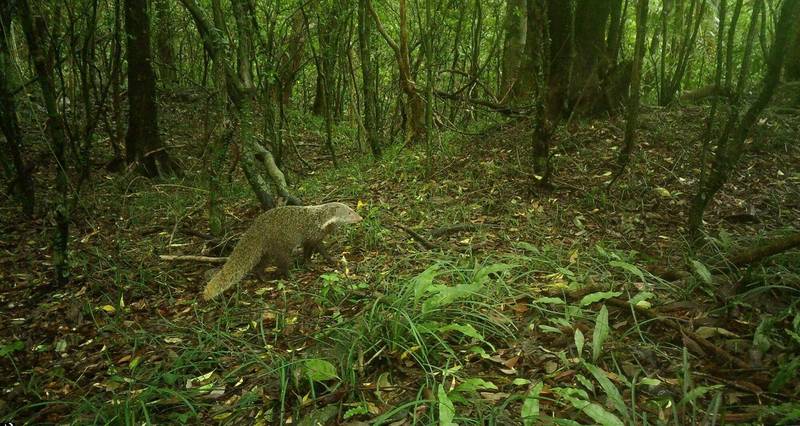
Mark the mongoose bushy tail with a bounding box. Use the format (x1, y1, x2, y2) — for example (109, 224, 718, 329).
(202, 202, 362, 300)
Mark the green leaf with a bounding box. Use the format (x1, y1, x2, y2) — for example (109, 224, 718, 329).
(320, 273, 341, 283)
(574, 329, 585, 357)
(513, 241, 540, 254)
(592, 305, 609, 362)
(413, 264, 441, 299)
(585, 363, 628, 420)
(303, 359, 338, 382)
(580, 291, 622, 306)
(343, 404, 370, 419)
(439, 323, 494, 351)
(0, 340, 24, 357)
(421, 279, 483, 312)
(563, 395, 624, 426)
(453, 378, 498, 393)
(521, 382, 543, 426)
(534, 297, 566, 305)
(690, 260, 712, 284)
(678, 385, 724, 406)
(438, 385, 456, 426)
(473, 263, 517, 285)
(609, 261, 645, 281)
(628, 291, 655, 306)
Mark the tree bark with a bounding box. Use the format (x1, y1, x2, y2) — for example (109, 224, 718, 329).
(367, 0, 425, 144)
(154, 0, 177, 85)
(358, 0, 381, 157)
(612, 0, 648, 181)
(500, 0, 527, 101)
(0, 1, 35, 216)
(124, 0, 178, 177)
(786, 20, 800, 80)
(18, 0, 70, 285)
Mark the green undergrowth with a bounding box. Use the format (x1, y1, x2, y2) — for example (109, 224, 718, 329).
(13, 228, 794, 424)
(4, 120, 800, 424)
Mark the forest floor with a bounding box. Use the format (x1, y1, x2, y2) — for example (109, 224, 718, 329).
(1, 98, 799, 424)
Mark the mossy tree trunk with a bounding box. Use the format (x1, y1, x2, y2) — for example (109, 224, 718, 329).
(18, 0, 70, 285)
(180, 0, 301, 210)
(612, 0, 649, 181)
(368, 0, 426, 145)
(358, 0, 381, 157)
(154, 0, 177, 85)
(500, 0, 527, 101)
(786, 20, 800, 80)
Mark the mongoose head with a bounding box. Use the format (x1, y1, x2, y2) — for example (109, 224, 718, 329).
(319, 202, 363, 230)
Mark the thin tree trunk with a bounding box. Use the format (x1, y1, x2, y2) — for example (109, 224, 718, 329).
(367, 0, 425, 144)
(358, 0, 381, 157)
(181, 0, 301, 209)
(18, 0, 70, 285)
(154, 0, 177, 84)
(500, 0, 527, 100)
(610, 0, 649, 186)
(0, 2, 35, 216)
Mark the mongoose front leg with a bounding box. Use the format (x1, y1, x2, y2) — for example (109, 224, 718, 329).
(274, 252, 291, 277)
(315, 242, 336, 264)
(255, 255, 272, 281)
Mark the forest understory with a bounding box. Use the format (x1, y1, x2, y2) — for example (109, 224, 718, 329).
(1, 93, 799, 424)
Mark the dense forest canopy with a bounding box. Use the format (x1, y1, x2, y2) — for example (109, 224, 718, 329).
(1, 0, 799, 423)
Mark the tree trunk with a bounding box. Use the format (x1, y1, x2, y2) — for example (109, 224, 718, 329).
(612, 0, 649, 181)
(367, 0, 425, 144)
(398, 0, 425, 144)
(568, 0, 614, 114)
(18, 0, 70, 286)
(107, 0, 125, 170)
(606, 0, 625, 65)
(180, 0, 301, 209)
(358, 0, 381, 157)
(0, 1, 35, 216)
(154, 0, 177, 85)
(278, 13, 307, 105)
(500, 0, 527, 101)
(786, 20, 800, 80)
(124, 0, 178, 177)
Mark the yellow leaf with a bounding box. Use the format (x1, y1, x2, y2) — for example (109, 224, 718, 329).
(213, 412, 232, 421)
(100, 305, 116, 313)
(654, 187, 671, 198)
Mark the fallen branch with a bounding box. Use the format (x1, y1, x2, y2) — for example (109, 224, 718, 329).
(433, 90, 527, 116)
(160, 255, 228, 263)
(391, 224, 439, 250)
(430, 223, 497, 238)
(726, 231, 800, 267)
